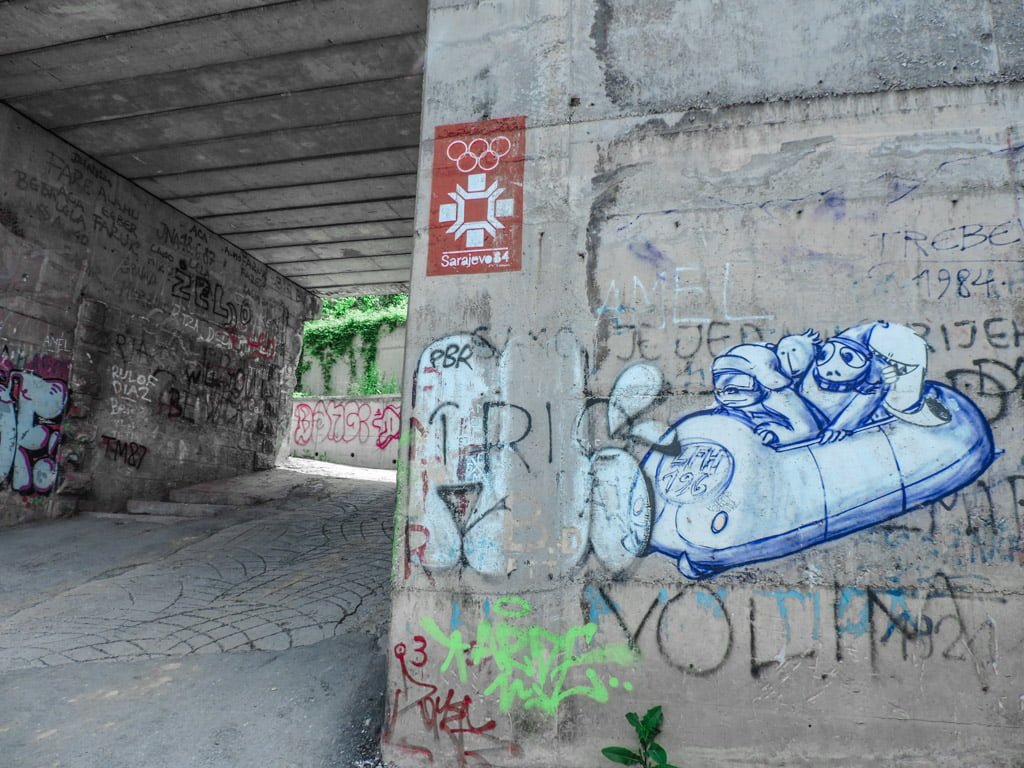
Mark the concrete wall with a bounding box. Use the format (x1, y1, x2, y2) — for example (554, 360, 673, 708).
(287, 395, 400, 469)
(299, 325, 406, 396)
(0, 105, 317, 522)
(385, 2, 1024, 766)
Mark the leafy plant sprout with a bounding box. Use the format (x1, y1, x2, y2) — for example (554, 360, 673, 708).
(602, 705, 681, 768)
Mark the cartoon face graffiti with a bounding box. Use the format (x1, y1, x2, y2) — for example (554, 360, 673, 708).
(814, 338, 870, 383)
(775, 330, 819, 379)
(711, 344, 822, 447)
(712, 371, 761, 408)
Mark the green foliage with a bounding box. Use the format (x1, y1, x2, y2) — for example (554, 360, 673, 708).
(348, 361, 400, 396)
(294, 349, 312, 390)
(297, 294, 407, 395)
(602, 706, 680, 768)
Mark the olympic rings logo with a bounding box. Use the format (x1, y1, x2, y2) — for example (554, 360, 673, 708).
(446, 135, 512, 173)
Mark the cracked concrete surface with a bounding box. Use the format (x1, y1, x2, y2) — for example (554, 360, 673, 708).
(0, 460, 396, 767)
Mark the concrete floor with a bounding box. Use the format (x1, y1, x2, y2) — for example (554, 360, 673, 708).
(0, 459, 396, 768)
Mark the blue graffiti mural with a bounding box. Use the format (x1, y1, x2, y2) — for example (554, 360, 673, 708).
(628, 321, 997, 579)
(0, 370, 68, 495)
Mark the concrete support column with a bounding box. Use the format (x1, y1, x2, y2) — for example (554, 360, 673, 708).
(386, 2, 1024, 765)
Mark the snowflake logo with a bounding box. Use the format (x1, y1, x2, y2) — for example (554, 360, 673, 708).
(438, 172, 516, 249)
(463, 453, 486, 483)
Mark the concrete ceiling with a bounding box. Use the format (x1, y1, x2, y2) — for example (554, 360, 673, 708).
(0, 0, 426, 298)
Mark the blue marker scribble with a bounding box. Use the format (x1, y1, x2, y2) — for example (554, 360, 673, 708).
(695, 589, 727, 618)
(628, 240, 670, 267)
(836, 587, 869, 638)
(583, 583, 615, 626)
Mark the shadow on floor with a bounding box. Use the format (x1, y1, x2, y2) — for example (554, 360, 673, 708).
(0, 459, 396, 768)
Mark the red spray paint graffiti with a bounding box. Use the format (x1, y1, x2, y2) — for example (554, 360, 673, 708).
(384, 636, 521, 766)
(0, 350, 70, 382)
(403, 523, 431, 581)
(224, 324, 278, 361)
(292, 399, 400, 453)
(373, 404, 401, 449)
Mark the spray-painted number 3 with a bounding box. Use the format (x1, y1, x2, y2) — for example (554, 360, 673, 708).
(409, 635, 428, 667)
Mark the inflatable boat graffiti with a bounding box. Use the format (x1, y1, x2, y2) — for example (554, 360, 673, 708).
(595, 322, 997, 579)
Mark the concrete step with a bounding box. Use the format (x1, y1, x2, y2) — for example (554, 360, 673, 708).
(125, 500, 239, 518)
(168, 488, 279, 505)
(167, 472, 303, 506)
(88, 511, 195, 525)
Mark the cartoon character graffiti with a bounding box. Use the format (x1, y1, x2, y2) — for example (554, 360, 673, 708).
(710, 342, 821, 446)
(0, 370, 69, 494)
(621, 322, 996, 579)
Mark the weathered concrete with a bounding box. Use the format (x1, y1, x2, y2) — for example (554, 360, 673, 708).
(124, 500, 240, 517)
(0, 104, 317, 523)
(0, 634, 387, 768)
(385, 2, 1024, 766)
(300, 325, 407, 396)
(0, 461, 395, 767)
(0, 0, 430, 297)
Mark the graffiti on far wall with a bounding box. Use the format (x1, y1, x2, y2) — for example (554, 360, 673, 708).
(292, 398, 401, 453)
(373, 404, 401, 450)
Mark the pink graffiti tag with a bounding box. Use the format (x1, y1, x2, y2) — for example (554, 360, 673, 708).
(373, 404, 401, 450)
(0, 350, 70, 382)
(292, 401, 319, 447)
(224, 324, 278, 361)
(291, 399, 396, 451)
(0, 371, 68, 494)
(331, 400, 372, 443)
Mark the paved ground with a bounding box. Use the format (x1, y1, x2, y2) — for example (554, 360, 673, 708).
(0, 459, 397, 768)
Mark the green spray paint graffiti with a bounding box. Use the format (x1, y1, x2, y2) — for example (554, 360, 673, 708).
(420, 596, 637, 715)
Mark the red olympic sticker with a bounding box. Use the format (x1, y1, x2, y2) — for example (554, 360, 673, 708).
(427, 116, 526, 276)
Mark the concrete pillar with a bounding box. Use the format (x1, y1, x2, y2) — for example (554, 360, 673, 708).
(386, 2, 1024, 765)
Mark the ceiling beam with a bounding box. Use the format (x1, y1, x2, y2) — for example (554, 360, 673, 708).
(0, 0, 426, 98)
(99, 113, 420, 177)
(8, 33, 425, 127)
(318, 281, 410, 298)
(248, 238, 413, 264)
(168, 175, 418, 218)
(0, 1, 288, 55)
(292, 268, 413, 289)
(270, 253, 413, 276)
(226, 220, 415, 250)
(196, 197, 416, 233)
(58, 76, 422, 154)
(136, 148, 420, 199)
